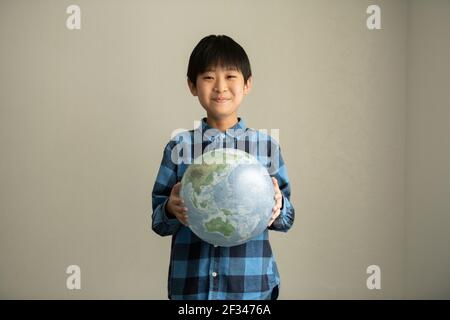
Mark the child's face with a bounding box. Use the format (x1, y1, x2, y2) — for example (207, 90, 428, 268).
(188, 65, 252, 122)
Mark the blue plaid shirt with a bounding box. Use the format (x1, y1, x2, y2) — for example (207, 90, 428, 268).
(151, 118, 295, 300)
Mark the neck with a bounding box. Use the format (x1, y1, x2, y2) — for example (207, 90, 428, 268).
(206, 115, 238, 132)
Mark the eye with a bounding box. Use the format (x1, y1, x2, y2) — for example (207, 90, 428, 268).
(227, 75, 237, 79)
(203, 76, 214, 80)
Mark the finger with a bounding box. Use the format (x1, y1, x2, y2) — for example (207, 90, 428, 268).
(172, 198, 185, 206)
(272, 178, 281, 195)
(272, 207, 281, 221)
(271, 209, 281, 221)
(277, 197, 283, 206)
(173, 205, 188, 214)
(268, 215, 277, 227)
(174, 211, 189, 225)
(168, 205, 187, 219)
(272, 177, 279, 186)
(175, 209, 189, 217)
(179, 214, 189, 226)
(179, 216, 189, 225)
(267, 215, 274, 226)
(274, 193, 282, 201)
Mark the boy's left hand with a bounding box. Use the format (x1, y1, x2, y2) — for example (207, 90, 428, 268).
(268, 177, 283, 227)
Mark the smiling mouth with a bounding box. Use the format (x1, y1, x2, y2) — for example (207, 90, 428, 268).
(212, 98, 230, 103)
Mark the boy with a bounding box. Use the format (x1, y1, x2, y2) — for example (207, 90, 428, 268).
(151, 35, 295, 300)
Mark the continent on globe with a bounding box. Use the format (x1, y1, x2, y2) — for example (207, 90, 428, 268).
(180, 148, 275, 247)
(205, 217, 235, 237)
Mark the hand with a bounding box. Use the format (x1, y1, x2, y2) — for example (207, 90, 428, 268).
(165, 182, 189, 226)
(268, 177, 282, 227)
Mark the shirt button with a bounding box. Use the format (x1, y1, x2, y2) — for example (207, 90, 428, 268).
(212, 272, 217, 277)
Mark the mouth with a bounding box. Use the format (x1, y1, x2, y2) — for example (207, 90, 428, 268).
(212, 98, 231, 103)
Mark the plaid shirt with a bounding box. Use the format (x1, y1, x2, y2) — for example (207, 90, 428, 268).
(151, 118, 295, 300)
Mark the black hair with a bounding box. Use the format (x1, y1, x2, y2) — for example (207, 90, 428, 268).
(187, 35, 252, 87)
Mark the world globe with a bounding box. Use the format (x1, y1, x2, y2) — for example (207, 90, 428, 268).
(180, 148, 275, 247)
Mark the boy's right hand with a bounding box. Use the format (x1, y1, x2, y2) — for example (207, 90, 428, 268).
(165, 182, 189, 226)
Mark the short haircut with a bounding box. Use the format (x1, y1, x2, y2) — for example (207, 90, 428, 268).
(187, 35, 252, 87)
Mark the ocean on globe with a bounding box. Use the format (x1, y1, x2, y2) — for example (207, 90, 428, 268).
(180, 148, 275, 247)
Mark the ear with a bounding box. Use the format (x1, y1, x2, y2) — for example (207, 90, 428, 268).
(187, 78, 198, 96)
(243, 76, 253, 95)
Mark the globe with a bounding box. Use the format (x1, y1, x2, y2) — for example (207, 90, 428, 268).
(180, 148, 275, 247)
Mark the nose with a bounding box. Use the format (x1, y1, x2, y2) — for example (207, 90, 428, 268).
(214, 77, 227, 93)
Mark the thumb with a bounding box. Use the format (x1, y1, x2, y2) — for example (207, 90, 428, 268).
(172, 182, 182, 196)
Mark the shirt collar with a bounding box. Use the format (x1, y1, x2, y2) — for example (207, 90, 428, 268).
(198, 117, 247, 139)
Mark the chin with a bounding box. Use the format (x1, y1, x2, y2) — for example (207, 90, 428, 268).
(207, 112, 232, 119)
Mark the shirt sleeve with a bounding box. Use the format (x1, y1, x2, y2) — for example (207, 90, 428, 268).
(268, 145, 295, 232)
(151, 141, 181, 236)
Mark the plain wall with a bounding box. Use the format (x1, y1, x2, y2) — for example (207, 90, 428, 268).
(405, 0, 450, 299)
(0, 0, 447, 299)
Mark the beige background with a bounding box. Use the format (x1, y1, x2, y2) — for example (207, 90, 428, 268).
(0, 0, 449, 299)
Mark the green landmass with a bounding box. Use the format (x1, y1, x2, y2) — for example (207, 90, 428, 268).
(192, 193, 199, 208)
(186, 163, 228, 194)
(205, 217, 235, 237)
(221, 208, 234, 216)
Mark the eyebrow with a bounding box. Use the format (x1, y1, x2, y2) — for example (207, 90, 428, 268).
(205, 67, 239, 72)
